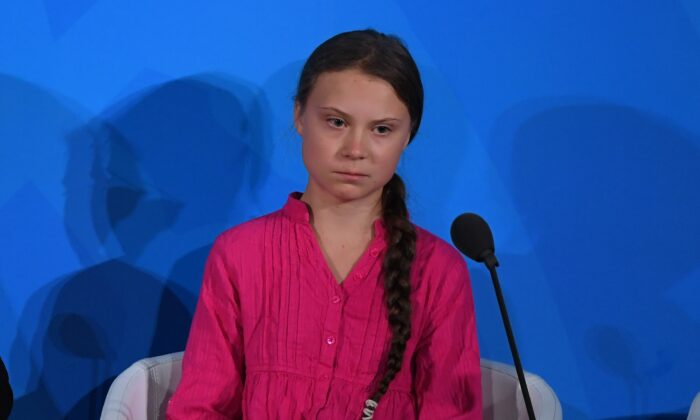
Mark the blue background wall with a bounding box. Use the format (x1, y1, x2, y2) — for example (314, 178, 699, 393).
(2, 1, 699, 418)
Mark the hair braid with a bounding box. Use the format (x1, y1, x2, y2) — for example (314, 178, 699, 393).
(362, 173, 416, 419)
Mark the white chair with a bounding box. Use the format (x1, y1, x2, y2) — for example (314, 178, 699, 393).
(101, 352, 184, 420)
(689, 392, 700, 420)
(101, 353, 562, 419)
(480, 359, 562, 420)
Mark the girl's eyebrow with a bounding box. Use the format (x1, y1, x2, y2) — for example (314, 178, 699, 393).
(317, 106, 402, 124)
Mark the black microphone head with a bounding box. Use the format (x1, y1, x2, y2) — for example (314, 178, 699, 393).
(450, 213, 495, 263)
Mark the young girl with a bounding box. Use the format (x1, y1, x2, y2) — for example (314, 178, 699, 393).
(166, 29, 482, 419)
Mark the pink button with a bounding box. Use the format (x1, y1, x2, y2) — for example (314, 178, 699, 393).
(370, 248, 379, 257)
(320, 374, 329, 380)
(354, 272, 363, 280)
(326, 335, 336, 345)
(332, 295, 341, 304)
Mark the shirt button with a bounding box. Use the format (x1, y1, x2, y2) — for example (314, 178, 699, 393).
(354, 272, 363, 280)
(332, 295, 341, 304)
(370, 248, 379, 257)
(326, 335, 336, 345)
(320, 374, 329, 380)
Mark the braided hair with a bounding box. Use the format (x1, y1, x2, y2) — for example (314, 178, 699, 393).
(294, 29, 423, 418)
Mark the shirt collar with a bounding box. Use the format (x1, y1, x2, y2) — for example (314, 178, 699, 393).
(282, 191, 387, 240)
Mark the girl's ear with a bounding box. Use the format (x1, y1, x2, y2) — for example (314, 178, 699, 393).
(293, 102, 303, 135)
(402, 135, 410, 150)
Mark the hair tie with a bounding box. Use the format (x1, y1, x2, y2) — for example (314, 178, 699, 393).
(361, 398, 378, 419)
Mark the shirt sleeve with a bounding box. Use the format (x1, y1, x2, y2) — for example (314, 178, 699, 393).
(413, 257, 482, 419)
(166, 235, 246, 419)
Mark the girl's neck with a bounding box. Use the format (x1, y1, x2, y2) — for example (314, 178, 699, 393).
(299, 189, 382, 240)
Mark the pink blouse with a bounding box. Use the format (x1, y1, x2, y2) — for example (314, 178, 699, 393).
(166, 192, 482, 419)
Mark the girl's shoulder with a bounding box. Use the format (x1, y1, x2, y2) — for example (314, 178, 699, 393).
(211, 209, 286, 253)
(410, 224, 472, 303)
(412, 223, 468, 272)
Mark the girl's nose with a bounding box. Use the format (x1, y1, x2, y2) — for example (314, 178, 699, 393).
(341, 128, 368, 159)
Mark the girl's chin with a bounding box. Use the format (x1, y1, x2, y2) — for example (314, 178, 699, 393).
(329, 186, 382, 203)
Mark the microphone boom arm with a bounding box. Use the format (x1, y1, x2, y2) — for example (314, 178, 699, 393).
(484, 253, 536, 420)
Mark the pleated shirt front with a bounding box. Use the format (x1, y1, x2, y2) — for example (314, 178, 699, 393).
(166, 192, 482, 419)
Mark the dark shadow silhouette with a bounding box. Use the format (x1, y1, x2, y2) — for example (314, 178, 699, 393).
(488, 99, 700, 417)
(585, 326, 646, 413)
(11, 262, 186, 419)
(8, 73, 278, 418)
(0, 73, 90, 419)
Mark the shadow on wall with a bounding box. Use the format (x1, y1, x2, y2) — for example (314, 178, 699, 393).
(489, 99, 700, 418)
(8, 74, 275, 418)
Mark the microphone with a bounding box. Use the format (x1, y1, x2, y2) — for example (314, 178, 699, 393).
(450, 213, 536, 420)
(450, 213, 499, 269)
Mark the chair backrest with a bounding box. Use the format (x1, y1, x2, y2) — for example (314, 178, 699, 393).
(101, 352, 184, 420)
(481, 359, 562, 420)
(689, 392, 700, 420)
(101, 353, 562, 419)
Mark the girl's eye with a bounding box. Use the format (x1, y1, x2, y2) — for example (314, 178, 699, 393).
(374, 125, 392, 135)
(327, 118, 346, 128)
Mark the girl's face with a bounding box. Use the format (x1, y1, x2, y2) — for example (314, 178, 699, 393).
(294, 68, 412, 207)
